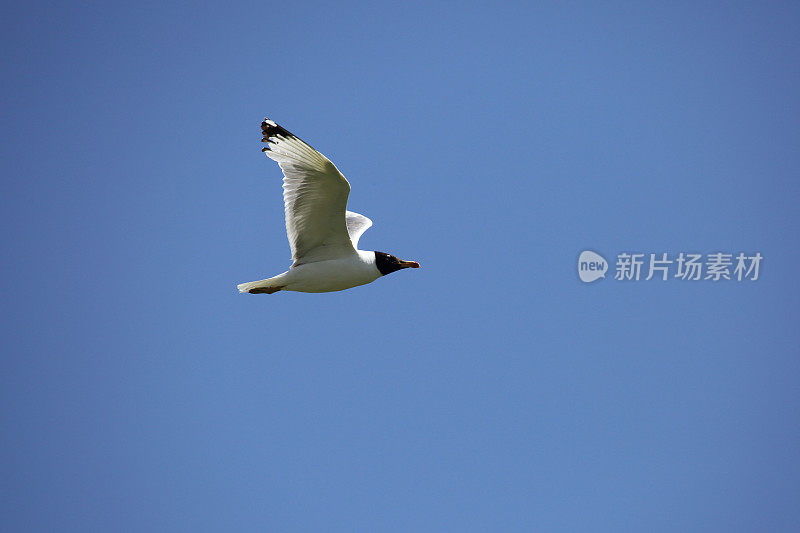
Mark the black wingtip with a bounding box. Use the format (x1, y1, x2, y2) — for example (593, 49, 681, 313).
(261, 118, 294, 142)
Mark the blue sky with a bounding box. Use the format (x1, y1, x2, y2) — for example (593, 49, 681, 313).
(2, 2, 799, 531)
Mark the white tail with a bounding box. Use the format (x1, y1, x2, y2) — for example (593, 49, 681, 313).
(237, 277, 284, 294)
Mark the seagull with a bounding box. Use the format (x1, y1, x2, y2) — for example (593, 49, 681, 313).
(237, 119, 420, 294)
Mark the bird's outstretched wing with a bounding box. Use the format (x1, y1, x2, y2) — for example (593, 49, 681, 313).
(345, 211, 373, 249)
(261, 119, 355, 266)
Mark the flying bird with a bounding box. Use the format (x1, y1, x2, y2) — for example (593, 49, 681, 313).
(237, 119, 420, 294)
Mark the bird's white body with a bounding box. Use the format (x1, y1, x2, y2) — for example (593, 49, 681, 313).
(239, 251, 380, 294)
(236, 119, 418, 295)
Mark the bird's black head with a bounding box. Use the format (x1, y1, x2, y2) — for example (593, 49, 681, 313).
(374, 251, 421, 276)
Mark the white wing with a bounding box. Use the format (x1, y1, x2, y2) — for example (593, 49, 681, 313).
(261, 119, 356, 266)
(345, 211, 373, 249)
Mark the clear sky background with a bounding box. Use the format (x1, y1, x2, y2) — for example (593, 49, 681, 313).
(2, 2, 799, 531)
